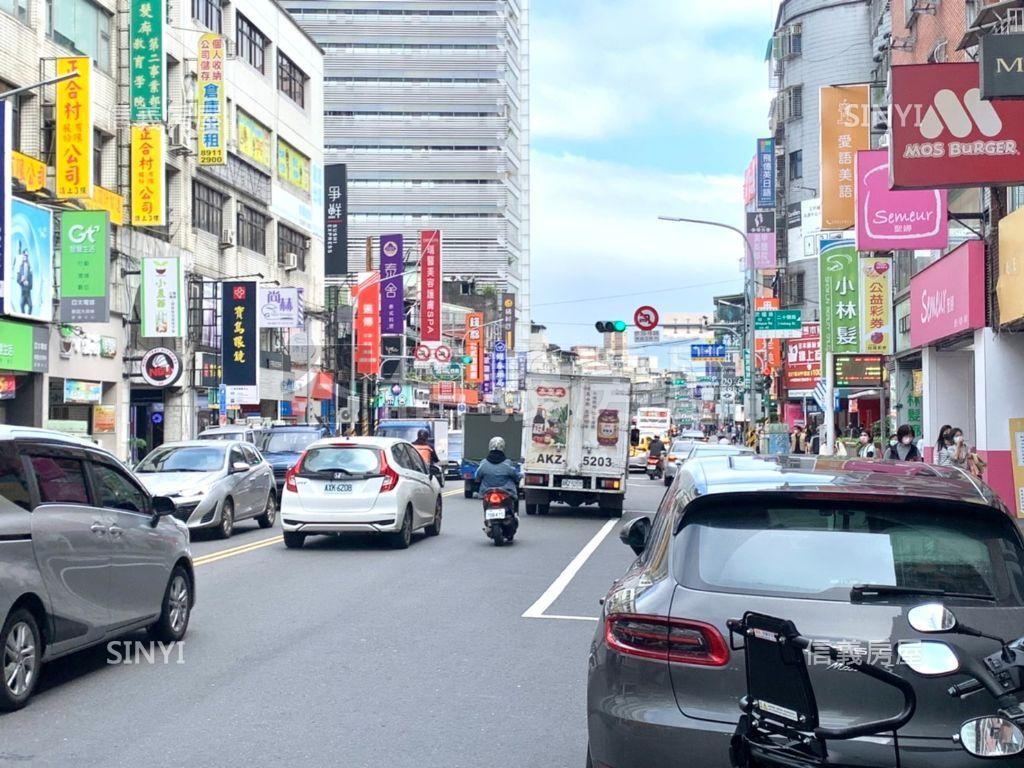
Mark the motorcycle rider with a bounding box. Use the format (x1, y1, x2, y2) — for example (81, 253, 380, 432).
(412, 428, 439, 466)
(647, 434, 666, 472)
(474, 436, 520, 499)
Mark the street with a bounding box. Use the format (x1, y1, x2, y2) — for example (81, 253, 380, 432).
(0, 479, 663, 768)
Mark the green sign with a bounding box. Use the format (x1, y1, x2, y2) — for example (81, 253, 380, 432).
(819, 238, 859, 355)
(129, 0, 165, 122)
(754, 309, 802, 339)
(60, 211, 109, 323)
(0, 319, 48, 372)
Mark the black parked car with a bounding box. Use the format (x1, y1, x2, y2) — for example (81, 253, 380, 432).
(259, 425, 332, 490)
(587, 455, 1024, 768)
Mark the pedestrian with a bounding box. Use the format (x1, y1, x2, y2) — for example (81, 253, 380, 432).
(935, 424, 954, 466)
(886, 424, 922, 461)
(947, 427, 970, 470)
(833, 438, 848, 457)
(856, 429, 877, 459)
(790, 425, 804, 454)
(802, 425, 814, 455)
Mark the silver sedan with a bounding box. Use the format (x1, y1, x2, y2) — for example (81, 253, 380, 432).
(134, 441, 277, 538)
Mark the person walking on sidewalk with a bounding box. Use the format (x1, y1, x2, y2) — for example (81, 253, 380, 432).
(935, 424, 954, 466)
(886, 424, 922, 461)
(856, 429, 877, 459)
(948, 427, 970, 470)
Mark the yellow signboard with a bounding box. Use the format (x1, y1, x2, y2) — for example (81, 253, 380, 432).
(1010, 418, 1024, 518)
(196, 33, 226, 166)
(56, 57, 93, 199)
(131, 124, 165, 226)
(819, 85, 870, 231)
(237, 110, 271, 167)
(12, 151, 46, 192)
(998, 206, 1024, 326)
(277, 138, 310, 192)
(82, 184, 125, 226)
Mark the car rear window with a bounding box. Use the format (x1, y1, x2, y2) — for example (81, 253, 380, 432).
(301, 447, 380, 476)
(674, 501, 1024, 604)
(262, 430, 321, 454)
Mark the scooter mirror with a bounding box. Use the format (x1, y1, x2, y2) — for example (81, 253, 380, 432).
(896, 640, 960, 676)
(960, 717, 1024, 758)
(908, 603, 957, 634)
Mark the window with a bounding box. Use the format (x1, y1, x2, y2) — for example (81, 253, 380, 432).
(236, 13, 267, 73)
(278, 224, 308, 270)
(391, 445, 413, 471)
(784, 85, 803, 120)
(240, 445, 260, 465)
(229, 446, 245, 468)
(91, 462, 147, 513)
(402, 444, 428, 475)
(93, 129, 104, 187)
(192, 180, 225, 235)
(1, 0, 29, 23)
(137, 445, 226, 472)
(30, 455, 90, 505)
(0, 450, 30, 511)
(237, 205, 268, 254)
(784, 271, 805, 305)
(7, 91, 21, 152)
(47, 0, 113, 73)
(788, 150, 803, 181)
(301, 446, 380, 475)
(192, 0, 221, 33)
(277, 52, 308, 107)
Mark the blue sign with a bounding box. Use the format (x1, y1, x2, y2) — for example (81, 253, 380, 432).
(756, 137, 775, 209)
(218, 383, 227, 417)
(482, 352, 493, 395)
(691, 344, 728, 361)
(151, 412, 164, 425)
(493, 340, 507, 390)
(279, 400, 293, 417)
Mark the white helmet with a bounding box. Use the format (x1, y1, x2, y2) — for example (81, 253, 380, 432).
(489, 436, 506, 452)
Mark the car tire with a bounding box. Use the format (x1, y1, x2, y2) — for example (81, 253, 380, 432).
(283, 531, 305, 549)
(537, 504, 550, 516)
(664, 475, 672, 487)
(425, 498, 442, 537)
(0, 609, 41, 712)
(463, 485, 473, 499)
(391, 509, 413, 549)
(217, 498, 234, 539)
(525, 503, 536, 515)
(256, 491, 278, 529)
(148, 566, 192, 643)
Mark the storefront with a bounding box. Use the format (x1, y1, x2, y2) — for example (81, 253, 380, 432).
(782, 323, 821, 429)
(0, 318, 49, 429)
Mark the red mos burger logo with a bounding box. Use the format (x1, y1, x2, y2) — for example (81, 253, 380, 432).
(899, 89, 1013, 159)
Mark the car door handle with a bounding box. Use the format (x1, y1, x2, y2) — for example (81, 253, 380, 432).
(90, 523, 107, 535)
(108, 525, 124, 538)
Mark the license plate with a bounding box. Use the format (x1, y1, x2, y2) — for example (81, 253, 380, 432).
(323, 482, 353, 493)
(562, 478, 584, 490)
(485, 508, 506, 520)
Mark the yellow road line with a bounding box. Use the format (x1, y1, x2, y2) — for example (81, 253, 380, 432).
(194, 535, 283, 566)
(442, 488, 463, 497)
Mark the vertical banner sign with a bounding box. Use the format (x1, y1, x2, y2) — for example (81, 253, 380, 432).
(501, 293, 516, 348)
(6, 200, 54, 322)
(1009, 418, 1024, 519)
(819, 85, 870, 230)
(756, 138, 775, 209)
(783, 323, 822, 391)
(419, 230, 442, 346)
(140, 256, 185, 337)
(746, 211, 777, 270)
(56, 57, 92, 199)
(464, 312, 484, 384)
(129, 0, 166, 122)
(754, 297, 782, 374)
(0, 101, 9, 301)
(324, 164, 347, 275)
(59, 211, 109, 323)
(221, 280, 259, 405)
(482, 351, 493, 395)
(196, 33, 225, 166)
(131, 125, 165, 226)
(355, 271, 381, 375)
(517, 352, 527, 391)
(379, 234, 404, 335)
(743, 154, 756, 206)
(493, 340, 508, 390)
(859, 255, 893, 355)
(819, 238, 860, 355)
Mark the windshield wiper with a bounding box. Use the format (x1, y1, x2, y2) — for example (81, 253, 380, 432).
(850, 584, 996, 603)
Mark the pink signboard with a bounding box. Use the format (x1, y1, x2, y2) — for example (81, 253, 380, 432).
(855, 150, 948, 251)
(909, 240, 986, 348)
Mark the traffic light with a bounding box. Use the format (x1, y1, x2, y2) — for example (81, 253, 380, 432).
(461, 355, 473, 365)
(595, 321, 627, 333)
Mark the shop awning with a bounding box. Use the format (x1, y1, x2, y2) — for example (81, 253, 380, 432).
(310, 372, 334, 401)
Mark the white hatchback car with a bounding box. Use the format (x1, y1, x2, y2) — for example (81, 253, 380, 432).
(280, 436, 443, 549)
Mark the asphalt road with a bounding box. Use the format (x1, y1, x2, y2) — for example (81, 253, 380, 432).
(0, 476, 668, 768)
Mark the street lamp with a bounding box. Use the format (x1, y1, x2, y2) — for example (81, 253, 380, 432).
(658, 215, 759, 424)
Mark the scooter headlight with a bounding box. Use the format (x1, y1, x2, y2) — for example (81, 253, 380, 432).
(959, 717, 1024, 758)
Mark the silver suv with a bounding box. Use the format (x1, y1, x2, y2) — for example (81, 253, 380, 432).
(0, 427, 194, 711)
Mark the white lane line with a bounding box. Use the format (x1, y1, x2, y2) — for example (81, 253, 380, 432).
(542, 614, 600, 622)
(522, 518, 618, 620)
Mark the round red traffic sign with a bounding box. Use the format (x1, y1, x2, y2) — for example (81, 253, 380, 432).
(634, 305, 659, 331)
(434, 345, 452, 363)
(414, 345, 431, 361)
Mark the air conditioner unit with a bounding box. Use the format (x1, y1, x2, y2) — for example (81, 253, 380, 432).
(168, 123, 191, 156)
(219, 228, 236, 249)
(282, 252, 299, 271)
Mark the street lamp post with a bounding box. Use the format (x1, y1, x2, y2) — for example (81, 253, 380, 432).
(658, 216, 760, 425)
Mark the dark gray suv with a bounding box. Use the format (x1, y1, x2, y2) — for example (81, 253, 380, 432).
(0, 427, 194, 711)
(587, 455, 1024, 767)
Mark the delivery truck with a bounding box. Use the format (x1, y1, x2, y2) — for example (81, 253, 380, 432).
(522, 373, 631, 517)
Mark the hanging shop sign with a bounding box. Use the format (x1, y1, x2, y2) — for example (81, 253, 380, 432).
(355, 271, 381, 375)
(324, 163, 347, 276)
(910, 240, 986, 348)
(81, 185, 125, 226)
(196, 32, 226, 166)
(419, 230, 442, 346)
(221, 281, 258, 404)
(859, 255, 893, 355)
(980, 33, 1024, 101)
(746, 211, 776, 270)
(783, 323, 821, 392)
(855, 150, 948, 251)
(998, 204, 1024, 325)
(464, 312, 484, 384)
(129, 0, 165, 122)
(55, 57, 92, 199)
(258, 286, 300, 329)
(754, 297, 782, 373)
(0, 319, 49, 372)
(5, 199, 53, 322)
(834, 355, 884, 388)
(59, 211, 109, 324)
(501, 293, 516, 348)
(140, 256, 185, 337)
(819, 238, 859, 355)
(379, 234, 404, 335)
(11, 150, 45, 192)
(140, 347, 182, 387)
(131, 124, 166, 226)
(756, 138, 775, 209)
(820, 85, 870, 230)
(743, 154, 756, 206)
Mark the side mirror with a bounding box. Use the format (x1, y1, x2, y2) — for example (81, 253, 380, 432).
(620, 516, 652, 556)
(231, 461, 251, 473)
(896, 640, 960, 676)
(908, 603, 957, 634)
(150, 495, 176, 526)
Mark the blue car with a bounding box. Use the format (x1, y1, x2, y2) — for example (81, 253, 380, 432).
(260, 425, 333, 490)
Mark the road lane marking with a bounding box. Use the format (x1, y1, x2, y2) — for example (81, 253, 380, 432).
(542, 614, 600, 622)
(522, 518, 618, 620)
(442, 488, 463, 497)
(193, 535, 283, 566)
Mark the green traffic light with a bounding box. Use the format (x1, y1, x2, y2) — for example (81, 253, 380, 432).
(613, 320, 627, 332)
(461, 355, 473, 365)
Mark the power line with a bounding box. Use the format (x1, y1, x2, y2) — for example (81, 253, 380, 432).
(532, 278, 741, 307)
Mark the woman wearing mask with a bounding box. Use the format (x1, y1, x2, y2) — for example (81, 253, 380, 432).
(935, 424, 954, 466)
(948, 427, 970, 470)
(886, 424, 922, 461)
(857, 429, 876, 459)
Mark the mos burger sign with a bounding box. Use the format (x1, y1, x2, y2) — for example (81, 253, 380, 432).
(890, 63, 1024, 189)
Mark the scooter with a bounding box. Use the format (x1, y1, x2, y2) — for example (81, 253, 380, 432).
(482, 488, 518, 546)
(646, 454, 663, 480)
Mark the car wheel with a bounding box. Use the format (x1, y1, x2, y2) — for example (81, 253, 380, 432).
(283, 531, 305, 549)
(537, 504, 550, 516)
(391, 508, 413, 549)
(217, 498, 234, 539)
(256, 491, 278, 529)
(664, 475, 672, 487)
(463, 485, 473, 499)
(0, 609, 41, 712)
(525, 503, 536, 515)
(148, 566, 192, 642)
(425, 497, 442, 537)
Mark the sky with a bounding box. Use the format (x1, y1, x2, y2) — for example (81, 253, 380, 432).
(529, 0, 779, 351)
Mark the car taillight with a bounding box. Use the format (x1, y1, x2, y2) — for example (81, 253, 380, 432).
(605, 614, 729, 667)
(483, 490, 507, 505)
(598, 478, 620, 490)
(379, 450, 400, 492)
(667, 454, 677, 463)
(284, 451, 307, 493)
